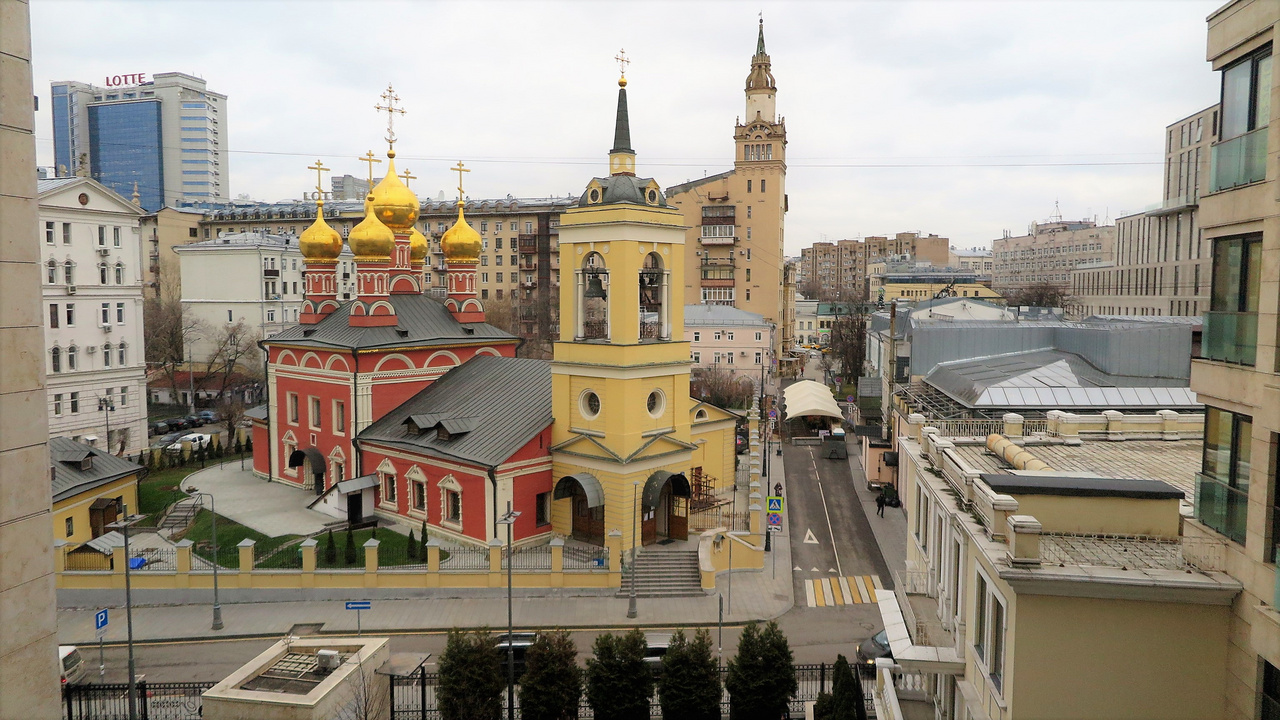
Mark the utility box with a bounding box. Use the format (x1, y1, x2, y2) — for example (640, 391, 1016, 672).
(823, 426, 848, 459)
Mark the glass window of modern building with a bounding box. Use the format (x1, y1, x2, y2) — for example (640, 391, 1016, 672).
(88, 100, 163, 211)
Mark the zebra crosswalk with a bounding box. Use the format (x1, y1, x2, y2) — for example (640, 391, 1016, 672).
(803, 575, 883, 608)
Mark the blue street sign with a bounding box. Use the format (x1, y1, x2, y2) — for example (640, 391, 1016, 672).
(345, 601, 372, 611)
(767, 512, 783, 527)
(769, 410, 777, 419)
(766, 496, 784, 513)
(95, 609, 108, 630)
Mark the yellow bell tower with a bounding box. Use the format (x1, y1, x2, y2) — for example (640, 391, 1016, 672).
(549, 57, 701, 551)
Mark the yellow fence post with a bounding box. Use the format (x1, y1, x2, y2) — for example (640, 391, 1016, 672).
(426, 539, 441, 588)
(174, 539, 193, 588)
(111, 545, 127, 589)
(237, 539, 255, 587)
(54, 539, 67, 574)
(300, 538, 317, 588)
(363, 539, 379, 588)
(550, 537, 564, 588)
(488, 538, 503, 588)
(606, 530, 623, 588)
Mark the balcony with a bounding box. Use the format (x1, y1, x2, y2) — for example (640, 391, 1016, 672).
(1195, 472, 1247, 545)
(699, 234, 737, 246)
(263, 268, 280, 278)
(1210, 127, 1267, 192)
(1200, 311, 1257, 365)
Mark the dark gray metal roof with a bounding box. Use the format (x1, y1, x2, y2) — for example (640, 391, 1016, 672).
(981, 473, 1184, 500)
(578, 174, 668, 208)
(856, 376, 882, 398)
(665, 170, 733, 197)
(244, 404, 268, 420)
(357, 356, 551, 468)
(49, 437, 142, 503)
(924, 349, 1199, 411)
(265, 294, 517, 351)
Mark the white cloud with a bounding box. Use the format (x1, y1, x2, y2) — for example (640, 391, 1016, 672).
(30, 0, 1220, 252)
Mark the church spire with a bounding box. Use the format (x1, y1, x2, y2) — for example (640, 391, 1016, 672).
(756, 15, 766, 55)
(608, 49, 636, 176)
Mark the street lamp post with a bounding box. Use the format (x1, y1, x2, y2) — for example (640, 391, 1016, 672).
(627, 480, 639, 619)
(185, 488, 223, 630)
(497, 504, 521, 720)
(106, 506, 142, 720)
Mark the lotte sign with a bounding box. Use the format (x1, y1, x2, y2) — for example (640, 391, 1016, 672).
(105, 73, 147, 88)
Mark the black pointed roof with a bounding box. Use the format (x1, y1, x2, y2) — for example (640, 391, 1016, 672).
(611, 86, 633, 155)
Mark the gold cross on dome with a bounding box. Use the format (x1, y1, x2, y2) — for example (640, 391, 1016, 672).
(374, 84, 406, 149)
(306, 159, 330, 195)
(615, 49, 630, 79)
(401, 168, 416, 189)
(453, 161, 470, 201)
(359, 150, 382, 186)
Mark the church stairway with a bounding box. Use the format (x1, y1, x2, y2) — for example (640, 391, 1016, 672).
(616, 549, 704, 598)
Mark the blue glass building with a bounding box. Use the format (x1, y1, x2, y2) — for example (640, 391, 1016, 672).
(88, 101, 164, 211)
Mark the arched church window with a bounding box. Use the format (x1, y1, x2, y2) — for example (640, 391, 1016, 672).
(580, 251, 609, 340)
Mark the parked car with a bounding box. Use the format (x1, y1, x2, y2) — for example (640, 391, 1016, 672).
(148, 421, 169, 437)
(150, 432, 184, 450)
(856, 629, 893, 674)
(642, 633, 672, 668)
(735, 435, 748, 455)
(163, 417, 191, 431)
(492, 632, 538, 680)
(59, 646, 86, 686)
(165, 432, 212, 454)
(183, 414, 203, 428)
(197, 410, 219, 424)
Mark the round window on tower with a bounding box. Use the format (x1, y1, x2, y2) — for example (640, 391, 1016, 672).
(646, 389, 665, 418)
(589, 188, 601, 204)
(646, 189, 658, 204)
(580, 390, 601, 420)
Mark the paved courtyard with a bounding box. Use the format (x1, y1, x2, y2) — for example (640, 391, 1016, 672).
(184, 463, 331, 537)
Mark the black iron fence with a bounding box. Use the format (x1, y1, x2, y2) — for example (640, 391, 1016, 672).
(64, 681, 216, 720)
(389, 662, 874, 719)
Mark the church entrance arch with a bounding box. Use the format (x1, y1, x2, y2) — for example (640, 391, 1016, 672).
(641, 471, 690, 545)
(554, 473, 605, 545)
(288, 447, 327, 495)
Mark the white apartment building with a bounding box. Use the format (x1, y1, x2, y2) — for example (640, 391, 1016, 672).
(992, 218, 1115, 291)
(174, 231, 357, 360)
(39, 178, 148, 454)
(684, 304, 775, 392)
(795, 296, 819, 345)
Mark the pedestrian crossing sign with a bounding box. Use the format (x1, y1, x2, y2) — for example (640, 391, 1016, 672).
(767, 496, 783, 513)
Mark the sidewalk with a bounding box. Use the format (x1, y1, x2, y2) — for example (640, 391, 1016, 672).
(57, 447, 796, 645)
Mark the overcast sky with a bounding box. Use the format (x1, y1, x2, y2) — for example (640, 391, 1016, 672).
(30, 0, 1222, 254)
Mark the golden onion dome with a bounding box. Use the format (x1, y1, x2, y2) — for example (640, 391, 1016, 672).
(441, 201, 481, 264)
(408, 225, 428, 262)
(348, 195, 396, 260)
(298, 207, 343, 262)
(369, 157, 419, 233)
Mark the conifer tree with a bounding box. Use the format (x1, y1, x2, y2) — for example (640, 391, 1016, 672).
(344, 529, 358, 565)
(726, 621, 797, 720)
(586, 628, 652, 720)
(407, 529, 418, 560)
(322, 529, 337, 565)
(658, 628, 721, 720)
(519, 630, 581, 720)
(420, 521, 429, 558)
(438, 629, 503, 720)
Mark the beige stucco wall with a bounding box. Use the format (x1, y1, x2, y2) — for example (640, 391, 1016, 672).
(1007, 493, 1181, 538)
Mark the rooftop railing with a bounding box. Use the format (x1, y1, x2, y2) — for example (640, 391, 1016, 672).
(1195, 472, 1248, 546)
(1211, 127, 1268, 192)
(1200, 310, 1257, 366)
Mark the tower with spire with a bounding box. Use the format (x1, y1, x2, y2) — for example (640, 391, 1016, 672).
(665, 18, 789, 364)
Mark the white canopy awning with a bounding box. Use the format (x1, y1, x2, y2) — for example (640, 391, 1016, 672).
(782, 380, 844, 420)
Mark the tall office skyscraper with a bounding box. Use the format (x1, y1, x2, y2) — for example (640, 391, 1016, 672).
(51, 72, 228, 211)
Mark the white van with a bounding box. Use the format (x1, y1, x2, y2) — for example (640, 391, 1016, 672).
(59, 645, 86, 686)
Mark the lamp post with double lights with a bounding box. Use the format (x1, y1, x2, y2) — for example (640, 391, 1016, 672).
(185, 487, 223, 630)
(98, 396, 115, 455)
(627, 480, 639, 619)
(497, 504, 521, 720)
(106, 506, 142, 720)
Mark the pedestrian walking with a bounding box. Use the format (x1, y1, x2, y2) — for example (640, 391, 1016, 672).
(875, 490, 886, 517)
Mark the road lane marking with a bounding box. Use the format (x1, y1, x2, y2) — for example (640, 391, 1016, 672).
(824, 578, 840, 605)
(863, 575, 878, 603)
(813, 580, 826, 607)
(812, 469, 845, 576)
(803, 529, 819, 544)
(839, 576, 853, 603)
(805, 579, 816, 607)
(852, 576, 871, 603)
(872, 576, 884, 590)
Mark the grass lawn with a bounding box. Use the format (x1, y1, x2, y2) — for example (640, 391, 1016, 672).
(314, 527, 437, 568)
(181, 509, 301, 569)
(137, 466, 199, 523)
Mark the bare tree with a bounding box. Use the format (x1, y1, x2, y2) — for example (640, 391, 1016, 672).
(333, 658, 390, 720)
(999, 281, 1072, 309)
(201, 322, 262, 404)
(143, 279, 203, 404)
(690, 366, 755, 410)
(828, 309, 868, 383)
(483, 295, 519, 336)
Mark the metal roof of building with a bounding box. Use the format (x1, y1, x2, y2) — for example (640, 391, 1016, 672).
(924, 349, 1199, 411)
(357, 356, 551, 468)
(684, 304, 768, 326)
(981, 473, 1184, 500)
(37, 177, 82, 194)
(49, 437, 143, 503)
(1084, 315, 1203, 328)
(265, 294, 517, 351)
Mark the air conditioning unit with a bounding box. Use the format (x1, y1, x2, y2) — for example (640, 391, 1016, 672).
(66, 285, 77, 294)
(97, 247, 110, 256)
(316, 649, 341, 673)
(85, 345, 96, 354)
(101, 323, 113, 333)
(268, 294, 281, 300)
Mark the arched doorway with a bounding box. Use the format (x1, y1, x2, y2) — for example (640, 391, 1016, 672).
(288, 447, 326, 495)
(554, 473, 605, 545)
(641, 471, 690, 545)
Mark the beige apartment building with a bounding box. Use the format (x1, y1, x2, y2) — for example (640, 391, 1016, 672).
(666, 21, 788, 360)
(140, 205, 203, 299)
(992, 218, 1115, 292)
(1183, 3, 1280, 719)
(1072, 106, 1217, 317)
(799, 232, 951, 301)
(0, 0, 62, 714)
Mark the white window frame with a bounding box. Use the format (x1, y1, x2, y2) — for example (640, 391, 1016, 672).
(377, 458, 398, 507)
(439, 474, 463, 529)
(972, 565, 1007, 695)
